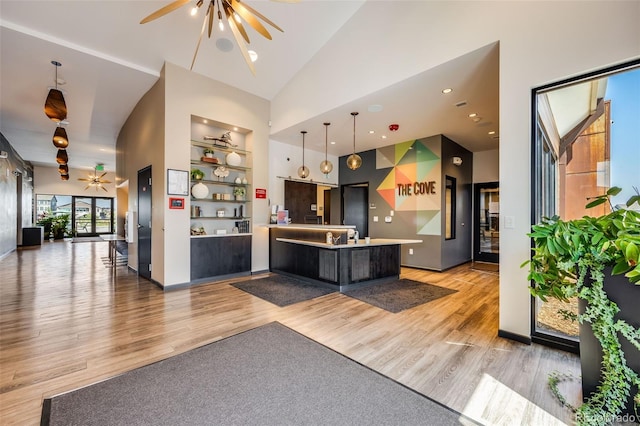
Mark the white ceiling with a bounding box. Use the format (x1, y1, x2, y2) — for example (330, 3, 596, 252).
(0, 0, 499, 174)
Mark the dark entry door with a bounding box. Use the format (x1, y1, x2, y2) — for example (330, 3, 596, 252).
(343, 184, 368, 237)
(138, 166, 152, 279)
(474, 182, 499, 263)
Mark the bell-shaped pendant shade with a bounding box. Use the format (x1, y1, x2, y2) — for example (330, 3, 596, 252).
(55, 149, 68, 165)
(58, 164, 69, 174)
(60, 173, 70, 181)
(44, 88, 67, 122)
(52, 126, 69, 148)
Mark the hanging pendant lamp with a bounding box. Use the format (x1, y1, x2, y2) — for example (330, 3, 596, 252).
(297, 130, 310, 179)
(346, 112, 362, 170)
(60, 174, 70, 181)
(320, 122, 333, 176)
(44, 61, 67, 122)
(55, 149, 68, 165)
(52, 125, 69, 148)
(58, 164, 69, 174)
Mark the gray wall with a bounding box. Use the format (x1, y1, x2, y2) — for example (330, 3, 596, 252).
(0, 133, 34, 258)
(339, 134, 472, 271)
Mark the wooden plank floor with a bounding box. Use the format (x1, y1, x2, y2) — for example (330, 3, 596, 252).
(0, 241, 581, 425)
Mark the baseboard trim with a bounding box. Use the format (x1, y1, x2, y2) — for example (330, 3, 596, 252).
(498, 329, 532, 345)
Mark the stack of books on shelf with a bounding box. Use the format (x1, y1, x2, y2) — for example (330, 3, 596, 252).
(235, 220, 250, 234)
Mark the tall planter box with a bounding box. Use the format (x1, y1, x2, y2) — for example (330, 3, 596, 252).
(579, 268, 640, 416)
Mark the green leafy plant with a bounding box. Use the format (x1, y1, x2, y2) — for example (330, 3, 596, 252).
(523, 187, 640, 424)
(203, 148, 215, 156)
(38, 213, 71, 239)
(191, 169, 205, 181)
(233, 186, 246, 197)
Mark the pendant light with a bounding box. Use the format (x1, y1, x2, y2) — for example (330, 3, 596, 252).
(297, 130, 310, 179)
(44, 61, 67, 122)
(58, 164, 69, 174)
(60, 174, 70, 181)
(320, 122, 333, 176)
(346, 112, 362, 170)
(52, 125, 69, 148)
(55, 149, 68, 165)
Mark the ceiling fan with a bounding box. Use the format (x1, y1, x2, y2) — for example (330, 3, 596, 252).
(78, 165, 111, 191)
(139, 0, 295, 74)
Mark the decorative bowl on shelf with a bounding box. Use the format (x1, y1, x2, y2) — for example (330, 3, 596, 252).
(226, 151, 242, 167)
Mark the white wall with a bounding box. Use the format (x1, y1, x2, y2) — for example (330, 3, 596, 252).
(473, 150, 498, 183)
(272, 1, 640, 339)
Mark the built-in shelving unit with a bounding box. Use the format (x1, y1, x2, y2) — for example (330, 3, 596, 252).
(189, 116, 252, 281)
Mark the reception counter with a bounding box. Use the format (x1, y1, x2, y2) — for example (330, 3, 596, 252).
(268, 225, 421, 290)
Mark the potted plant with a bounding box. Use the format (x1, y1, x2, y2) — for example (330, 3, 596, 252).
(191, 168, 205, 181)
(203, 148, 215, 158)
(524, 187, 640, 424)
(233, 186, 246, 201)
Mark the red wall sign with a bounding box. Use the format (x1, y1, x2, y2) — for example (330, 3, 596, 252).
(255, 188, 267, 199)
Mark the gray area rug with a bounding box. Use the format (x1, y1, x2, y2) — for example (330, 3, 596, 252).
(343, 279, 458, 313)
(232, 274, 336, 307)
(42, 322, 473, 425)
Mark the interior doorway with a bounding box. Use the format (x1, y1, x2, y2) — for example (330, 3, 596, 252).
(342, 184, 368, 237)
(473, 182, 499, 263)
(137, 166, 152, 280)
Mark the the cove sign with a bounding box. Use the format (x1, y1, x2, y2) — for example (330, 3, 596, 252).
(397, 181, 437, 196)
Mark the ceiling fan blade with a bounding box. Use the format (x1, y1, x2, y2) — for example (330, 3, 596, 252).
(223, 2, 250, 44)
(78, 178, 91, 182)
(229, 0, 272, 40)
(207, 1, 214, 38)
(140, 0, 191, 24)
(101, 180, 112, 184)
(99, 172, 107, 179)
(84, 184, 91, 190)
(101, 186, 108, 192)
(190, 9, 210, 70)
(225, 6, 256, 75)
(236, 0, 284, 33)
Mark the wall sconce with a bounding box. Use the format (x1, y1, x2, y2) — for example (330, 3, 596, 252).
(452, 156, 463, 166)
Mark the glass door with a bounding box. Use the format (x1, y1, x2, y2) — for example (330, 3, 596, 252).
(72, 196, 114, 236)
(473, 182, 499, 263)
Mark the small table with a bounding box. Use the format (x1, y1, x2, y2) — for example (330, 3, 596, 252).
(101, 234, 126, 271)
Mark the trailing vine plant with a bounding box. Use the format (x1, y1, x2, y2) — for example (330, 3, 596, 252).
(523, 187, 640, 425)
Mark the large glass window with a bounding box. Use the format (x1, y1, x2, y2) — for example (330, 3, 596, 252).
(531, 59, 640, 351)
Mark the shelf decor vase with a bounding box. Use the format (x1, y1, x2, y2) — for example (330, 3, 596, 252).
(191, 182, 209, 199)
(226, 151, 241, 167)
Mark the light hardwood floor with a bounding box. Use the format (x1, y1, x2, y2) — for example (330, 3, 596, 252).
(0, 241, 581, 425)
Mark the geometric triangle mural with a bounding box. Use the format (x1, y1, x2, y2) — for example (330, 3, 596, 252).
(376, 138, 442, 235)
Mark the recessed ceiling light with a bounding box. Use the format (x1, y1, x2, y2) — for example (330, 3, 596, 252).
(233, 127, 238, 131)
(368, 104, 383, 113)
(203, 119, 208, 124)
(369, 130, 375, 134)
(330, 141, 336, 145)
(442, 88, 453, 94)
(381, 135, 387, 139)
(468, 113, 477, 118)
(488, 131, 495, 135)
(248, 50, 258, 62)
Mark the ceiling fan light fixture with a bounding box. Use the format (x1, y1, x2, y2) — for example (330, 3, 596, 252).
(346, 112, 362, 171)
(55, 149, 68, 165)
(320, 122, 333, 176)
(297, 130, 309, 179)
(44, 61, 67, 122)
(52, 126, 69, 148)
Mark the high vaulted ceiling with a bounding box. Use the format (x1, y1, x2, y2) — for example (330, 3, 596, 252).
(0, 1, 499, 173)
